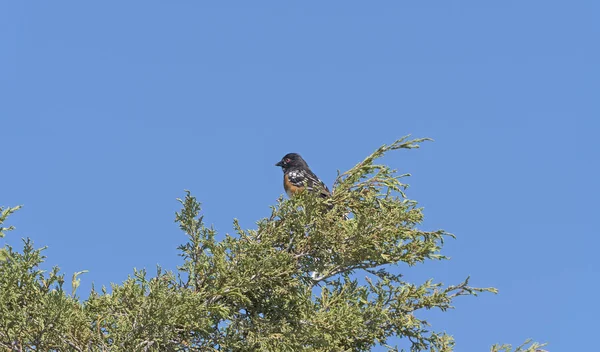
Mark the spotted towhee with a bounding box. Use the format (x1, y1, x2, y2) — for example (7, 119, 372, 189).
(275, 153, 331, 199)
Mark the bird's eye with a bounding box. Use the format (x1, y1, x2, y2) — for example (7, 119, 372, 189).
(285, 158, 291, 163)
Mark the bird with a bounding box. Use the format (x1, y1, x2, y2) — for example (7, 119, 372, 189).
(275, 153, 331, 199)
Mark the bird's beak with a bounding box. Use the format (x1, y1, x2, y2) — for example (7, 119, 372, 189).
(275, 161, 283, 167)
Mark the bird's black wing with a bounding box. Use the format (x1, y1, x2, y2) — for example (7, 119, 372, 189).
(287, 168, 331, 198)
(303, 169, 331, 198)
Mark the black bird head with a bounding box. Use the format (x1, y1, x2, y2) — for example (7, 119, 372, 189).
(275, 153, 307, 170)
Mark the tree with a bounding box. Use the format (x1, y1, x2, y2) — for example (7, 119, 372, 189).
(0, 137, 545, 351)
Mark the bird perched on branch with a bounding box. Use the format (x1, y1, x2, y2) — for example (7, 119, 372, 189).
(275, 153, 331, 199)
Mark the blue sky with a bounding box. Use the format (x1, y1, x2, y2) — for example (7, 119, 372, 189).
(1, 1, 598, 350)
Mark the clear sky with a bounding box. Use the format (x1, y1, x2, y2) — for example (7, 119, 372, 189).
(1, 1, 598, 351)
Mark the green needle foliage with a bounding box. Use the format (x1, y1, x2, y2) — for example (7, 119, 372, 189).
(0, 137, 545, 351)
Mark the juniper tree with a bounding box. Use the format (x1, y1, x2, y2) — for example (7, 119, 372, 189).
(0, 137, 545, 351)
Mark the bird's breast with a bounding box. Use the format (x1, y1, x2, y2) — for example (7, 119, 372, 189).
(284, 173, 303, 197)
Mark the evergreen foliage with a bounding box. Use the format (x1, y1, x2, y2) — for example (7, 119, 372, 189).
(0, 137, 545, 351)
